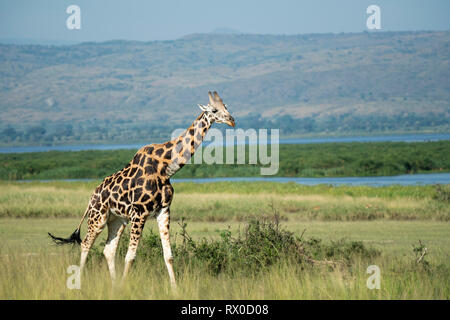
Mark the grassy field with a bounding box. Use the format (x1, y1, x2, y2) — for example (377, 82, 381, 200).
(1, 141, 449, 180)
(0, 218, 448, 299)
(0, 181, 448, 299)
(0, 181, 448, 221)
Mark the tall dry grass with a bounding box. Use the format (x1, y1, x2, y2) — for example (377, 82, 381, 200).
(0, 181, 448, 221)
(0, 246, 447, 299)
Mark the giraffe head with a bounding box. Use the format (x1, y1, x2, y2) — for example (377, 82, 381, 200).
(198, 91, 235, 127)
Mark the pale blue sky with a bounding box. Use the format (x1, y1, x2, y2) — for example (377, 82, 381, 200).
(1, 0, 449, 43)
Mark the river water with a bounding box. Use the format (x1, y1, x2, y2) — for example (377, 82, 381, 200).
(7, 133, 449, 186)
(19, 173, 450, 186)
(171, 173, 450, 186)
(1, 133, 449, 154)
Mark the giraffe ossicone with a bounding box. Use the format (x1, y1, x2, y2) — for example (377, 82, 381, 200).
(48, 91, 235, 287)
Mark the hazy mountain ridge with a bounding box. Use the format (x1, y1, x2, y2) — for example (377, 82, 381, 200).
(0, 31, 449, 145)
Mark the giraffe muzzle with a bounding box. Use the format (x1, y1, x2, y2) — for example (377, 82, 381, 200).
(225, 117, 235, 127)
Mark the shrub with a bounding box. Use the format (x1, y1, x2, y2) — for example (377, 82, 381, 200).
(91, 215, 380, 276)
(433, 184, 450, 203)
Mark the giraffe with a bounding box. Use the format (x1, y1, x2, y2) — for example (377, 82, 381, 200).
(48, 91, 235, 287)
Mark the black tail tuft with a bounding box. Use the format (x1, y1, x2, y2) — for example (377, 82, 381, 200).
(48, 229, 81, 245)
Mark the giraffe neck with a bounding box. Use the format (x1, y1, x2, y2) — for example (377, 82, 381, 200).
(165, 112, 213, 177)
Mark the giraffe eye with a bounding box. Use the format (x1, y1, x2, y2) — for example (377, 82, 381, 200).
(212, 109, 218, 113)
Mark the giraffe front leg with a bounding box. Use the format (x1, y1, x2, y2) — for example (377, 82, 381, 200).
(122, 213, 147, 282)
(80, 210, 107, 276)
(157, 207, 176, 288)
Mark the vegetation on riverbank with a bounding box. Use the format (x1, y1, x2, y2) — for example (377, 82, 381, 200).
(0, 141, 449, 180)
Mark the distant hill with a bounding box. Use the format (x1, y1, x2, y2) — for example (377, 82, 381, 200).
(0, 31, 449, 145)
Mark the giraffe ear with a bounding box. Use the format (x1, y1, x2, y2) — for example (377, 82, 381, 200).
(213, 91, 222, 103)
(208, 91, 215, 105)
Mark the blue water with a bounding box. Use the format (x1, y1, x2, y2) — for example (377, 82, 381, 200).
(20, 173, 450, 186)
(278, 133, 450, 144)
(172, 173, 450, 186)
(1, 133, 449, 154)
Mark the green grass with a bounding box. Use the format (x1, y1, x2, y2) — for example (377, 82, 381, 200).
(1, 141, 449, 180)
(3, 249, 446, 299)
(0, 218, 448, 299)
(0, 181, 448, 299)
(2, 218, 449, 256)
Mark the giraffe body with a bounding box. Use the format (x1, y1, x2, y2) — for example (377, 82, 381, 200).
(48, 91, 234, 287)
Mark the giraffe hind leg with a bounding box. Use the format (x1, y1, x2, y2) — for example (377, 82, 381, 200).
(103, 214, 126, 282)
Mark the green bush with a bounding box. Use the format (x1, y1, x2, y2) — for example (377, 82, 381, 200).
(91, 216, 380, 276)
(1, 141, 448, 180)
(433, 184, 450, 202)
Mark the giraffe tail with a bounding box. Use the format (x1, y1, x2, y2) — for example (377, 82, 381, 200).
(48, 229, 81, 245)
(48, 206, 88, 245)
